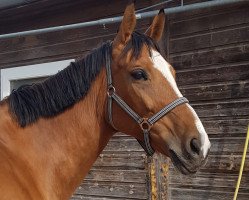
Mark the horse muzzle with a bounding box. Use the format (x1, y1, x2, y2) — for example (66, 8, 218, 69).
(169, 146, 210, 175)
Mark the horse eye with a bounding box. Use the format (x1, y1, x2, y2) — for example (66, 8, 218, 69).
(130, 69, 148, 80)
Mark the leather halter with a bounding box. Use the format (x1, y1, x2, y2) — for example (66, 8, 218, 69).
(105, 48, 189, 156)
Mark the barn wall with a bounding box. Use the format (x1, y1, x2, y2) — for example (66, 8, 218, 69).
(167, 3, 249, 200)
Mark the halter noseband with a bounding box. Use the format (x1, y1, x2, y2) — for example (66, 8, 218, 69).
(105, 49, 189, 156)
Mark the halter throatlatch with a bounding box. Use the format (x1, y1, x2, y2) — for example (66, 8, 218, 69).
(105, 48, 189, 156)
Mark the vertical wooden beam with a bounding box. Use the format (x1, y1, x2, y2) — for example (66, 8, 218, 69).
(159, 154, 170, 200)
(150, 157, 157, 200)
(148, 153, 170, 200)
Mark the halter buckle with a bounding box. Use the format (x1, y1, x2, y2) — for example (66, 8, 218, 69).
(139, 118, 152, 131)
(107, 85, 116, 97)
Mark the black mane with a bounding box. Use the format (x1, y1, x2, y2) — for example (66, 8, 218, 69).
(7, 32, 159, 127)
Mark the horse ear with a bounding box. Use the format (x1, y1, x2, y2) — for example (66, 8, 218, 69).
(113, 1, 136, 48)
(145, 9, 165, 41)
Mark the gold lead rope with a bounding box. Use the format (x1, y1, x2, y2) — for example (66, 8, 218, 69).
(233, 124, 249, 200)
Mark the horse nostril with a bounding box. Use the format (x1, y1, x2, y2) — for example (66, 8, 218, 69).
(190, 138, 200, 155)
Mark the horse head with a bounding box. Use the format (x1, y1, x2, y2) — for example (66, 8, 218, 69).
(109, 2, 211, 175)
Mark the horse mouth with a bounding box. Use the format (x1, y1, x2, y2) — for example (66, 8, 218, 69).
(169, 150, 197, 175)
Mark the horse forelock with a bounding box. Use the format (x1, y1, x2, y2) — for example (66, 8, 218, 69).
(122, 31, 161, 59)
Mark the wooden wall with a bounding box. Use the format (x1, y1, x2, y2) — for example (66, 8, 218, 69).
(166, 3, 249, 200)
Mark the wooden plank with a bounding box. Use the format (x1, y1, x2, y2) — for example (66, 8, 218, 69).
(203, 154, 249, 172)
(192, 100, 249, 118)
(170, 25, 249, 53)
(0, 0, 78, 18)
(209, 137, 247, 155)
(92, 152, 146, 170)
(85, 169, 147, 183)
(202, 118, 249, 137)
(174, 185, 246, 193)
(169, 171, 249, 190)
(176, 63, 249, 86)
(180, 81, 249, 102)
(168, 1, 249, 22)
(104, 138, 144, 153)
(169, 188, 249, 200)
(0, 34, 114, 66)
(71, 195, 129, 200)
(170, 8, 249, 37)
(0, 25, 113, 52)
(0, 51, 83, 70)
(170, 43, 249, 70)
(74, 181, 148, 199)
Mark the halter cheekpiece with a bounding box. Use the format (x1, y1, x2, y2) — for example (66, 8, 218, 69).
(105, 44, 189, 156)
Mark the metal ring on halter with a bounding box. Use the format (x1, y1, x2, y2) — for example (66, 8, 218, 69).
(107, 85, 116, 97)
(139, 118, 152, 131)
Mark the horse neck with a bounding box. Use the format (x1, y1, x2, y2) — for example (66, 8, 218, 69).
(4, 68, 115, 199)
(44, 68, 114, 198)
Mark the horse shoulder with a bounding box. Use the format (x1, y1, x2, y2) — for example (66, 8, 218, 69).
(0, 103, 46, 200)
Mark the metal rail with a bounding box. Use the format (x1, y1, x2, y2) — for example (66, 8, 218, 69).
(0, 0, 246, 40)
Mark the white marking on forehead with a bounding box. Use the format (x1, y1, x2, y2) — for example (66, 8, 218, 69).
(151, 50, 210, 158)
(151, 50, 182, 97)
(187, 104, 211, 158)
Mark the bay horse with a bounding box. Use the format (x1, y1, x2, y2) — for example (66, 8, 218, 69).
(0, 2, 210, 200)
